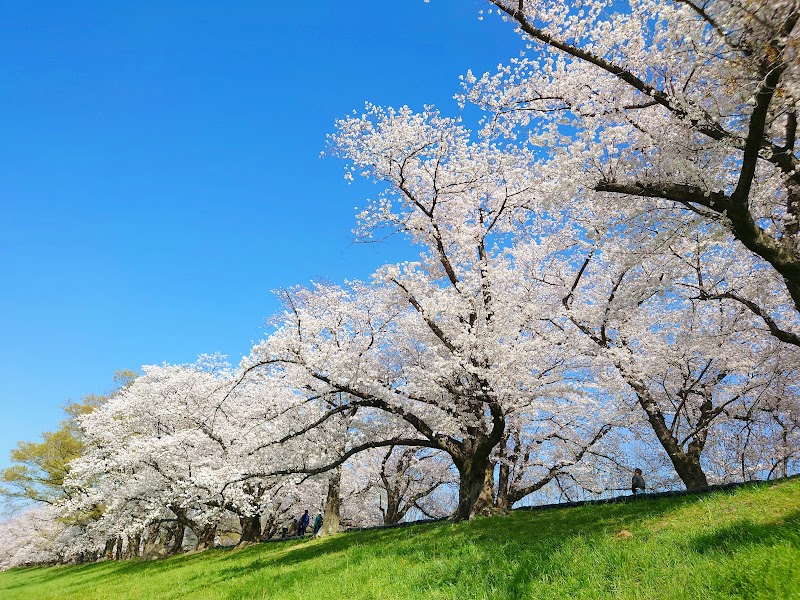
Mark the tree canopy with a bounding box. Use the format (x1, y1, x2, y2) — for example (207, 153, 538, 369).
(2, 0, 798, 568)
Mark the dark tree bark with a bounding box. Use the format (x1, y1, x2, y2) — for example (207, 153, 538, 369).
(195, 523, 217, 551)
(631, 381, 709, 489)
(238, 515, 262, 544)
(103, 539, 115, 560)
(126, 534, 141, 559)
(453, 458, 495, 520)
(165, 523, 185, 556)
(261, 513, 279, 540)
(451, 428, 502, 520)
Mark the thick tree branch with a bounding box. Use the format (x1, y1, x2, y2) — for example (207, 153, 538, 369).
(596, 179, 800, 310)
(697, 290, 800, 347)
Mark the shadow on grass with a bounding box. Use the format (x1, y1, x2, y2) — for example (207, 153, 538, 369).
(690, 509, 800, 555)
(179, 493, 721, 598)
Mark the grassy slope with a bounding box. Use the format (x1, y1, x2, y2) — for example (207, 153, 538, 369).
(1, 480, 798, 600)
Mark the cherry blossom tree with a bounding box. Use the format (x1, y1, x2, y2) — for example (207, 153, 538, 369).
(555, 223, 800, 488)
(238, 106, 624, 520)
(343, 446, 455, 525)
(463, 0, 800, 346)
(62, 356, 322, 553)
(0, 505, 72, 569)
(9, 1, 800, 564)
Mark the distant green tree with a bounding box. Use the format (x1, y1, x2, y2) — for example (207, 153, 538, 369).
(1, 370, 137, 507)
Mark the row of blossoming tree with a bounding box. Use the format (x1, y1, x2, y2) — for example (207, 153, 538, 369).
(2, 0, 799, 568)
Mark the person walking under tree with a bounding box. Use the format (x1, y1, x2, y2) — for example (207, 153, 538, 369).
(313, 513, 323, 535)
(298, 510, 310, 536)
(631, 468, 646, 495)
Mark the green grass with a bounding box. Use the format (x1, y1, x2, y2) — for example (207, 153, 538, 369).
(2, 480, 799, 599)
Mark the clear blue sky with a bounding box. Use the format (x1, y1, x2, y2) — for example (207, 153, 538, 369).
(0, 1, 523, 469)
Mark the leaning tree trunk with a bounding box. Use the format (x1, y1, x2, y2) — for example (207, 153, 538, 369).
(632, 385, 710, 489)
(141, 524, 163, 560)
(238, 515, 262, 544)
(261, 513, 278, 540)
(319, 466, 342, 537)
(645, 419, 709, 490)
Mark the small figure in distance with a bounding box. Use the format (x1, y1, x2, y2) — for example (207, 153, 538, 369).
(631, 468, 646, 495)
(280, 524, 288, 539)
(313, 513, 323, 535)
(298, 509, 310, 536)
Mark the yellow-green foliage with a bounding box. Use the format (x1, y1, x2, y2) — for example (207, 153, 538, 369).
(1, 479, 798, 599)
(2, 424, 87, 504)
(1, 371, 137, 505)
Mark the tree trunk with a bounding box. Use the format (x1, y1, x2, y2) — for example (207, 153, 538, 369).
(782, 430, 789, 479)
(319, 466, 342, 536)
(671, 450, 709, 489)
(103, 539, 115, 560)
(383, 487, 401, 525)
(141, 524, 163, 560)
(126, 534, 141, 558)
(633, 386, 709, 490)
(495, 461, 511, 512)
(195, 523, 217, 551)
(166, 524, 185, 556)
(262, 514, 278, 540)
(238, 515, 262, 544)
(455, 457, 496, 520)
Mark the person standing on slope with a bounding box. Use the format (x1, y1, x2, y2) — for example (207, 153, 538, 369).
(298, 510, 310, 536)
(313, 513, 323, 535)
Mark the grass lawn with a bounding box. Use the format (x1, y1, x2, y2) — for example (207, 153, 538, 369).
(1, 479, 798, 599)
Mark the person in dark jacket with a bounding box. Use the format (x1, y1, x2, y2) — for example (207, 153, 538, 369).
(631, 468, 646, 494)
(298, 510, 310, 535)
(313, 513, 323, 535)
